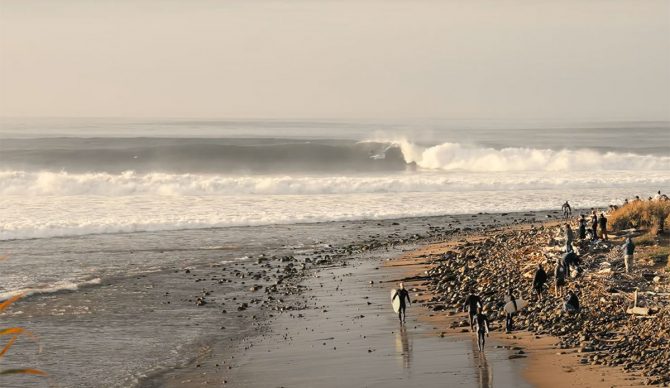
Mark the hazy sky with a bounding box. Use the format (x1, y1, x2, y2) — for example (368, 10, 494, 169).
(1, 0, 669, 120)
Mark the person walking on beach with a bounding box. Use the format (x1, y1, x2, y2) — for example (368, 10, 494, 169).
(504, 288, 517, 333)
(564, 224, 574, 247)
(578, 214, 587, 240)
(561, 201, 572, 219)
(563, 290, 580, 314)
(590, 211, 598, 241)
(532, 264, 547, 300)
(463, 291, 483, 332)
(392, 282, 411, 324)
(474, 308, 490, 352)
(554, 261, 566, 297)
(598, 212, 608, 241)
(622, 237, 635, 273)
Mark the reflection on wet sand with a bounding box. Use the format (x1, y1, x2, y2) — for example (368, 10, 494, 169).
(395, 325, 412, 369)
(472, 340, 493, 388)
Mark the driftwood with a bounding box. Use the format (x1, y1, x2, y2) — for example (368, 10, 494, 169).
(626, 306, 650, 316)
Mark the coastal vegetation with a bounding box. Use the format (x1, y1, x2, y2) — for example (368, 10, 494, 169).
(0, 274, 46, 378)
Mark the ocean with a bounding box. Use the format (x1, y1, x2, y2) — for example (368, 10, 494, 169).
(0, 118, 668, 386)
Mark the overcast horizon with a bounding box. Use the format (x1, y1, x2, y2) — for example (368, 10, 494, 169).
(1, 0, 669, 121)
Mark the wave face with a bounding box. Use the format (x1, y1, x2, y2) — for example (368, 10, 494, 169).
(0, 138, 407, 174)
(2, 137, 670, 174)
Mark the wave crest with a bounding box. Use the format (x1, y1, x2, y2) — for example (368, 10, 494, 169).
(387, 140, 670, 172)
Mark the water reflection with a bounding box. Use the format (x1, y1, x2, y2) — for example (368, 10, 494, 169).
(472, 340, 493, 388)
(394, 325, 412, 369)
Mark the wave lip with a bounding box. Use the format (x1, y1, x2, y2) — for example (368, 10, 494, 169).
(385, 140, 670, 172)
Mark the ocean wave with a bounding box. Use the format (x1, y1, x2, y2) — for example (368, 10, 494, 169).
(1, 169, 668, 196)
(373, 139, 670, 172)
(0, 278, 102, 301)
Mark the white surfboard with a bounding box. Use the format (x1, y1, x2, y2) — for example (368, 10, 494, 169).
(503, 298, 527, 314)
(391, 289, 401, 313)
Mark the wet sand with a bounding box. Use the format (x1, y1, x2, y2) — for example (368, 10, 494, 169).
(224, 254, 530, 387)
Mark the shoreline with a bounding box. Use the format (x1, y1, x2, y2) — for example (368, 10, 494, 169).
(385, 226, 642, 387)
(139, 211, 555, 387)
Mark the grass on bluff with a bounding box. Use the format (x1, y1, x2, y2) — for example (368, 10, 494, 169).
(1, 255, 46, 378)
(609, 200, 670, 235)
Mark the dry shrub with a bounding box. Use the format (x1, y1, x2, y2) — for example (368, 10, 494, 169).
(0, 294, 46, 378)
(609, 200, 670, 234)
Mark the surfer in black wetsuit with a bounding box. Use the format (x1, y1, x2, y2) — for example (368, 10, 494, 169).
(532, 264, 547, 300)
(504, 288, 517, 333)
(474, 308, 490, 352)
(463, 291, 482, 332)
(392, 282, 411, 324)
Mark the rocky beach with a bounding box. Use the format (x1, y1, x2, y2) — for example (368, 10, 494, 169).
(413, 218, 670, 386)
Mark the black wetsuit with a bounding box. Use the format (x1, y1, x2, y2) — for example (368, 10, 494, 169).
(578, 218, 587, 239)
(464, 294, 482, 329)
(533, 267, 547, 295)
(562, 251, 578, 277)
(565, 293, 580, 313)
(505, 293, 517, 333)
(474, 313, 490, 351)
(599, 215, 608, 240)
(591, 215, 598, 240)
(393, 288, 411, 323)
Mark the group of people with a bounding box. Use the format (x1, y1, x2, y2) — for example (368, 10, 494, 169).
(392, 195, 652, 353)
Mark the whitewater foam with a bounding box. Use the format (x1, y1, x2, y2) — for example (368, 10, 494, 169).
(380, 139, 670, 172)
(0, 278, 102, 301)
(1, 169, 669, 197)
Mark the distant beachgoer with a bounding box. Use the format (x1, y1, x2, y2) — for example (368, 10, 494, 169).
(504, 288, 517, 333)
(474, 308, 490, 352)
(532, 264, 547, 300)
(392, 282, 411, 324)
(598, 212, 608, 241)
(654, 190, 662, 201)
(590, 211, 598, 241)
(578, 214, 587, 240)
(554, 262, 566, 297)
(564, 224, 574, 246)
(463, 292, 483, 331)
(562, 201, 572, 218)
(563, 290, 580, 314)
(634, 196, 641, 202)
(622, 237, 635, 273)
(623, 198, 629, 206)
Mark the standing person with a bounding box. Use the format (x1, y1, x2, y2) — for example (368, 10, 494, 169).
(463, 291, 483, 332)
(504, 288, 517, 333)
(622, 237, 635, 273)
(578, 214, 587, 240)
(564, 224, 574, 246)
(599, 212, 608, 241)
(554, 261, 566, 297)
(474, 308, 490, 352)
(562, 201, 572, 219)
(392, 282, 411, 324)
(590, 211, 598, 241)
(532, 264, 547, 300)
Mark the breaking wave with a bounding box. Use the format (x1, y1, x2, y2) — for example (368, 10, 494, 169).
(380, 139, 670, 172)
(1, 170, 669, 196)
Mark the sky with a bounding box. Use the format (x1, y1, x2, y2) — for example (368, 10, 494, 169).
(1, 0, 669, 121)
